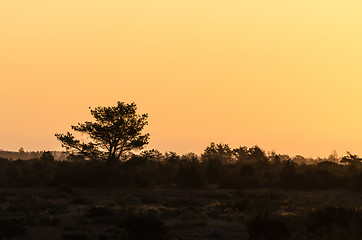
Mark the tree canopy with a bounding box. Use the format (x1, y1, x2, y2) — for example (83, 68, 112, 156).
(55, 101, 149, 166)
(341, 152, 362, 165)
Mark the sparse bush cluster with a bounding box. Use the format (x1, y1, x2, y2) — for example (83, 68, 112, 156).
(246, 206, 362, 240)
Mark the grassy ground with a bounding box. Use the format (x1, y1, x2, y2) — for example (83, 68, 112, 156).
(1, 187, 362, 239)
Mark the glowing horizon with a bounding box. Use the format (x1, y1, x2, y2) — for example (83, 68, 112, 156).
(1, 0, 362, 158)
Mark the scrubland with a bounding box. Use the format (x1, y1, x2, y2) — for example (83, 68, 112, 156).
(1, 187, 362, 240)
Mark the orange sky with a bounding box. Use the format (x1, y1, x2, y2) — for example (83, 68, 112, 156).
(1, 0, 362, 157)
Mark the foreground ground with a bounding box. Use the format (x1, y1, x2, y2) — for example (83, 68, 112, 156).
(1, 187, 362, 240)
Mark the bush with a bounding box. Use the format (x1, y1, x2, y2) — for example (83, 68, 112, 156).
(119, 212, 168, 240)
(175, 167, 205, 189)
(239, 164, 255, 177)
(306, 207, 362, 237)
(62, 232, 88, 240)
(70, 197, 92, 205)
(247, 215, 289, 240)
(86, 206, 114, 218)
(299, 169, 342, 190)
(350, 173, 362, 191)
(204, 163, 220, 184)
(0, 218, 27, 239)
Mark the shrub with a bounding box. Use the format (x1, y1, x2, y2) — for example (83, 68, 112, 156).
(247, 215, 289, 240)
(62, 232, 88, 240)
(0, 218, 27, 239)
(70, 197, 92, 205)
(239, 164, 255, 177)
(306, 207, 362, 236)
(175, 167, 205, 189)
(86, 206, 114, 218)
(119, 212, 168, 240)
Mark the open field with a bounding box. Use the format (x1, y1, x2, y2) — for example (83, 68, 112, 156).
(1, 187, 362, 240)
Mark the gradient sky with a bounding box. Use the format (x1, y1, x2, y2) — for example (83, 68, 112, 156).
(1, 0, 362, 157)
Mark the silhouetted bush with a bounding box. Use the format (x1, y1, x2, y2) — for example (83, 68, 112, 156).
(70, 197, 92, 205)
(39, 216, 61, 226)
(350, 173, 362, 190)
(299, 169, 342, 190)
(204, 163, 220, 184)
(239, 164, 255, 177)
(0, 218, 27, 239)
(86, 206, 114, 218)
(2, 145, 362, 190)
(303, 207, 362, 239)
(219, 174, 260, 189)
(131, 173, 151, 188)
(119, 213, 168, 240)
(175, 166, 205, 189)
(279, 160, 299, 189)
(241, 176, 260, 189)
(62, 232, 88, 240)
(247, 215, 290, 240)
(40, 151, 55, 163)
(307, 207, 361, 232)
(99, 227, 129, 240)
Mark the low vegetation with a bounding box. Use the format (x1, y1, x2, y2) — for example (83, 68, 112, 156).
(0, 146, 362, 239)
(0, 145, 361, 191)
(2, 103, 362, 239)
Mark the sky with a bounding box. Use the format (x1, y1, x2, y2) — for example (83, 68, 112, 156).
(1, 0, 362, 158)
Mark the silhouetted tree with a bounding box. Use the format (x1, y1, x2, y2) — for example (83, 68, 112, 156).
(66, 153, 85, 162)
(180, 153, 200, 167)
(139, 149, 163, 162)
(40, 151, 55, 163)
(341, 152, 362, 165)
(279, 160, 298, 189)
(248, 145, 268, 165)
(202, 142, 233, 165)
(176, 166, 204, 188)
(55, 101, 149, 167)
(164, 151, 179, 165)
(269, 151, 281, 165)
(233, 146, 249, 163)
(239, 164, 255, 177)
(247, 216, 290, 240)
(201, 143, 232, 184)
(327, 150, 339, 163)
(292, 155, 306, 165)
(204, 163, 221, 184)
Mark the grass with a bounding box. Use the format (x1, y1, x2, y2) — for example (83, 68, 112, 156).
(1, 187, 362, 239)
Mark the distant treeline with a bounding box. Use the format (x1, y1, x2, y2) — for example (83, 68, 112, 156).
(0, 150, 67, 161)
(1, 143, 362, 190)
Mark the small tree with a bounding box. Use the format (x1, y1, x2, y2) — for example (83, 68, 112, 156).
(55, 101, 149, 167)
(202, 142, 233, 165)
(40, 151, 55, 163)
(248, 145, 269, 165)
(341, 152, 361, 165)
